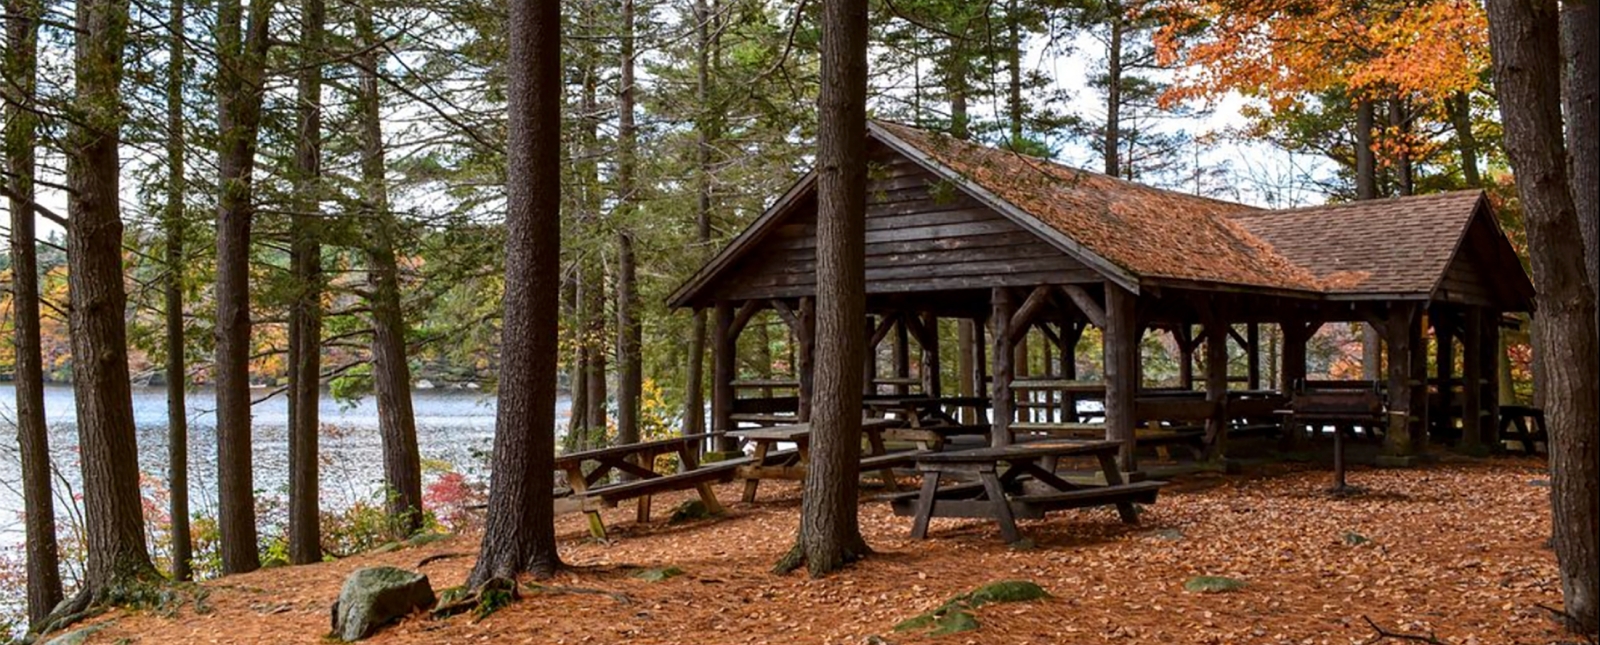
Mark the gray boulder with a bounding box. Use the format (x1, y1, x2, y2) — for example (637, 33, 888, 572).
(331, 566, 436, 641)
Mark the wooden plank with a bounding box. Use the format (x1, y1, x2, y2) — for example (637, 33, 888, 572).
(1010, 285, 1055, 343)
(713, 302, 736, 439)
(1384, 303, 1417, 456)
(1103, 283, 1137, 471)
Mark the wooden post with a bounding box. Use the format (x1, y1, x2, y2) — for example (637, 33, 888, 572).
(1279, 318, 1312, 450)
(1062, 322, 1082, 422)
(1204, 319, 1229, 461)
(1462, 307, 1484, 451)
(893, 315, 911, 395)
(973, 316, 987, 401)
(1409, 309, 1430, 453)
(1176, 325, 1195, 389)
(1479, 309, 1501, 448)
(863, 315, 877, 396)
(1384, 304, 1416, 457)
(990, 288, 1016, 447)
(713, 301, 737, 451)
(919, 312, 941, 398)
(957, 320, 975, 422)
(1246, 322, 1261, 390)
(797, 296, 815, 422)
(1434, 311, 1455, 443)
(1104, 284, 1137, 471)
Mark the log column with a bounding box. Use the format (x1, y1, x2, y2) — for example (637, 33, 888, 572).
(1204, 319, 1230, 461)
(1246, 322, 1261, 390)
(1279, 318, 1314, 449)
(1478, 309, 1501, 449)
(917, 313, 941, 398)
(957, 320, 975, 422)
(1175, 325, 1197, 389)
(1409, 310, 1431, 453)
(1462, 307, 1484, 451)
(712, 301, 737, 451)
(863, 316, 877, 396)
(1384, 304, 1417, 457)
(893, 316, 911, 395)
(1103, 284, 1138, 471)
(796, 297, 815, 422)
(1434, 310, 1456, 442)
(990, 288, 1016, 447)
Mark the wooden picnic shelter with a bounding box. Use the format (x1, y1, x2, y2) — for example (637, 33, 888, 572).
(668, 121, 1536, 476)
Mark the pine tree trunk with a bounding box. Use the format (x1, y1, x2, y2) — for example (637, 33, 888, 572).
(356, 9, 424, 534)
(213, 0, 274, 575)
(777, 0, 871, 577)
(67, 0, 158, 593)
(684, 0, 716, 438)
(163, 0, 193, 581)
(1356, 98, 1381, 380)
(4, 0, 63, 622)
(579, 3, 608, 441)
(1563, 0, 1598, 310)
(1389, 98, 1413, 196)
(1104, 16, 1122, 177)
(1007, 0, 1023, 143)
(615, 0, 642, 450)
(287, 0, 325, 565)
(1486, 0, 1600, 632)
(468, 0, 562, 585)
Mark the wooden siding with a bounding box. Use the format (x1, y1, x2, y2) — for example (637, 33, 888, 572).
(709, 143, 1096, 302)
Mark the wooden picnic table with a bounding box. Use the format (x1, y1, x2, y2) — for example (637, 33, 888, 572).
(554, 432, 733, 538)
(889, 438, 1165, 543)
(864, 396, 991, 449)
(729, 417, 904, 502)
(1009, 379, 1108, 394)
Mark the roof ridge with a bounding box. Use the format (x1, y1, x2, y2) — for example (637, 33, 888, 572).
(1227, 189, 1486, 218)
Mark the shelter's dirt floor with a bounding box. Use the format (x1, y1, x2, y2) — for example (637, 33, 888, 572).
(81, 456, 1576, 644)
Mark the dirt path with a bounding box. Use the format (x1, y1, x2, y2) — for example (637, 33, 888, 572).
(79, 457, 1568, 644)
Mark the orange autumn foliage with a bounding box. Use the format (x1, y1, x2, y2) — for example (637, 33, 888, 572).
(1155, 0, 1489, 109)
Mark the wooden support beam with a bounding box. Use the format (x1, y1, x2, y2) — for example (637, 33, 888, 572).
(920, 313, 941, 398)
(1176, 324, 1196, 389)
(770, 299, 800, 331)
(1204, 312, 1230, 461)
(1462, 307, 1483, 451)
(893, 314, 911, 395)
(864, 316, 878, 396)
(958, 320, 975, 423)
(1226, 325, 1248, 350)
(1103, 283, 1138, 471)
(1034, 320, 1063, 351)
(1009, 285, 1054, 343)
(991, 288, 1017, 447)
(797, 297, 815, 422)
(1059, 284, 1107, 328)
(1479, 309, 1501, 446)
(1409, 309, 1430, 452)
(713, 301, 737, 450)
(1384, 304, 1418, 456)
(1434, 310, 1455, 443)
(868, 313, 897, 352)
(973, 316, 988, 400)
(729, 299, 764, 340)
(1245, 322, 1261, 390)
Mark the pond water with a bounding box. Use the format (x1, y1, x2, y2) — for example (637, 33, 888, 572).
(0, 383, 572, 547)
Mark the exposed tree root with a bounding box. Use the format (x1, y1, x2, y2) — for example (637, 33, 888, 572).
(1363, 615, 1454, 644)
(771, 535, 872, 577)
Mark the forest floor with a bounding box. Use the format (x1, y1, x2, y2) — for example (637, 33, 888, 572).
(73, 454, 1575, 645)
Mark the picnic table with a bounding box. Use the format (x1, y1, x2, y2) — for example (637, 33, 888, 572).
(864, 396, 991, 450)
(730, 418, 905, 502)
(554, 433, 742, 538)
(888, 438, 1165, 543)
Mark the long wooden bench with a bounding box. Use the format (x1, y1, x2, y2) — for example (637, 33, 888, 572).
(555, 433, 742, 538)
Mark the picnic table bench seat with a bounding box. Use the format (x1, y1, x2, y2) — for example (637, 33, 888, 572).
(728, 413, 798, 426)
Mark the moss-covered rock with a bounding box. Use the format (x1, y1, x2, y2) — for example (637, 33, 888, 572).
(633, 566, 686, 582)
(894, 580, 1050, 636)
(1183, 576, 1247, 593)
(330, 567, 436, 641)
(669, 500, 715, 523)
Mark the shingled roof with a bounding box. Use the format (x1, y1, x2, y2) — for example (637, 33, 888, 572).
(669, 121, 1533, 310)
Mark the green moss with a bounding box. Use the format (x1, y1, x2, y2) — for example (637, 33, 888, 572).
(405, 532, 453, 547)
(894, 580, 1050, 636)
(1183, 576, 1247, 593)
(1342, 531, 1371, 546)
(669, 500, 715, 523)
(633, 566, 686, 582)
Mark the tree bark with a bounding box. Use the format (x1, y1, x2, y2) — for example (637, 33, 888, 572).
(355, 7, 424, 536)
(213, 0, 274, 575)
(776, 0, 871, 576)
(4, 0, 63, 622)
(163, 0, 193, 581)
(1486, 0, 1600, 630)
(1563, 0, 1598, 309)
(578, 0, 607, 443)
(684, 0, 717, 438)
(67, 0, 158, 595)
(1451, 92, 1483, 188)
(1356, 98, 1381, 381)
(286, 0, 325, 565)
(467, 0, 562, 585)
(1389, 98, 1413, 196)
(1104, 14, 1123, 177)
(615, 0, 642, 450)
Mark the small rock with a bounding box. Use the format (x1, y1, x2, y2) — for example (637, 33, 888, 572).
(1145, 528, 1185, 541)
(633, 566, 686, 582)
(331, 566, 436, 641)
(1183, 576, 1247, 593)
(1342, 531, 1371, 546)
(42, 622, 111, 645)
